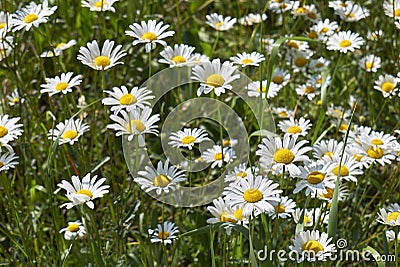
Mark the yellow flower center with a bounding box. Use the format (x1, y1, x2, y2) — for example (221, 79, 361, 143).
(317, 100, 322, 105)
(365, 62, 374, 69)
(353, 153, 363, 161)
(94, 0, 107, 8)
(307, 171, 325, 184)
(296, 7, 307, 14)
(242, 58, 254, 65)
(233, 208, 243, 220)
(157, 231, 170, 239)
(0, 126, 8, 138)
(273, 148, 295, 164)
(316, 78, 322, 84)
(315, 62, 324, 68)
(395, 9, 400, 17)
(172, 55, 186, 64)
(304, 215, 312, 224)
(153, 174, 171, 187)
(56, 42, 66, 49)
(339, 40, 352, 48)
(287, 125, 302, 134)
(387, 212, 400, 222)
(67, 223, 80, 232)
(141, 32, 157, 41)
(307, 12, 317, 20)
(0, 23, 5, 29)
(256, 86, 267, 93)
(215, 22, 224, 28)
(381, 82, 395, 93)
(324, 152, 333, 159)
(94, 56, 111, 69)
(62, 130, 78, 140)
(274, 204, 285, 213)
(367, 147, 383, 159)
(287, 41, 299, 49)
(308, 31, 318, 39)
(295, 57, 307, 67)
(371, 139, 383, 146)
(214, 152, 223, 161)
(119, 94, 137, 105)
(348, 13, 355, 18)
(272, 76, 284, 84)
(76, 189, 93, 198)
(320, 27, 329, 33)
(126, 119, 146, 133)
(206, 74, 225, 87)
(305, 86, 315, 94)
(339, 124, 348, 131)
(280, 3, 288, 8)
(320, 187, 334, 199)
(24, 14, 38, 23)
(181, 135, 196, 144)
(223, 140, 232, 146)
(12, 98, 20, 103)
(243, 188, 263, 203)
(55, 82, 69, 91)
(0, 162, 3, 168)
(332, 165, 349, 176)
(278, 111, 288, 117)
(302, 240, 324, 253)
(220, 212, 237, 223)
(235, 172, 247, 178)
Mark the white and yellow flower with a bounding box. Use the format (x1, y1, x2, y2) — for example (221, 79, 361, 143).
(0, 114, 23, 145)
(374, 74, 399, 98)
(168, 128, 210, 150)
(159, 44, 196, 67)
(207, 197, 247, 226)
(0, 149, 19, 172)
(326, 31, 364, 53)
(278, 117, 312, 137)
(267, 196, 296, 219)
(377, 208, 400, 226)
(148, 221, 179, 245)
(7, 89, 25, 106)
(230, 52, 265, 67)
(359, 55, 381, 73)
(81, 0, 119, 12)
(205, 13, 236, 31)
(40, 72, 82, 96)
(11, 0, 57, 32)
(247, 80, 281, 99)
(48, 118, 89, 145)
(202, 145, 236, 168)
(59, 221, 86, 240)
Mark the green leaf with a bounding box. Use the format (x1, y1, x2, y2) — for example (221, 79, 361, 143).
(363, 246, 386, 267)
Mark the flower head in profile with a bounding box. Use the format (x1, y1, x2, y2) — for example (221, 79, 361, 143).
(40, 72, 82, 96)
(159, 44, 196, 67)
(373, 74, 399, 98)
(207, 197, 248, 226)
(81, 0, 119, 12)
(238, 13, 267, 26)
(7, 89, 25, 107)
(11, 0, 57, 32)
(359, 55, 381, 73)
(60, 221, 86, 240)
(224, 163, 259, 183)
(48, 118, 89, 145)
(168, 128, 210, 150)
(58, 173, 110, 209)
(247, 80, 281, 99)
(335, 3, 369, 22)
(377, 205, 400, 226)
(267, 195, 296, 219)
(205, 13, 237, 31)
(230, 52, 265, 67)
(125, 20, 175, 53)
(148, 221, 179, 245)
(134, 159, 186, 195)
(326, 31, 364, 53)
(0, 114, 23, 145)
(0, 148, 19, 172)
(192, 58, 240, 96)
(202, 145, 236, 168)
(77, 39, 126, 70)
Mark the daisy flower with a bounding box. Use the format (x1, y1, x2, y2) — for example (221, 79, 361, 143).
(317, 182, 349, 203)
(54, 39, 77, 52)
(273, 107, 293, 119)
(40, 49, 60, 58)
(48, 118, 89, 145)
(125, 20, 174, 53)
(0, 36, 13, 61)
(293, 160, 335, 197)
(271, 67, 291, 87)
(191, 58, 240, 96)
(377, 208, 400, 226)
(81, 0, 119, 12)
(287, 49, 313, 72)
(359, 55, 381, 72)
(0, 115, 23, 145)
(148, 221, 179, 245)
(168, 128, 210, 150)
(191, 53, 210, 65)
(59, 221, 86, 240)
(230, 52, 265, 67)
(0, 149, 19, 172)
(107, 107, 160, 144)
(205, 13, 237, 31)
(326, 31, 364, 53)
(268, 1, 293, 14)
(289, 230, 336, 262)
(295, 83, 319, 101)
(40, 72, 82, 96)
(134, 159, 186, 195)
(223, 175, 281, 218)
(313, 139, 344, 162)
(286, 39, 310, 51)
(257, 135, 311, 177)
(11, 0, 57, 32)
(102, 85, 154, 114)
(278, 117, 312, 137)
(329, 1, 354, 10)
(383, 0, 400, 18)
(373, 74, 399, 98)
(0, 12, 12, 37)
(207, 197, 247, 226)
(247, 80, 281, 99)
(367, 30, 384, 41)
(310, 19, 338, 40)
(58, 173, 110, 209)
(267, 196, 296, 219)
(159, 44, 196, 67)
(238, 13, 267, 26)
(335, 3, 369, 22)
(293, 208, 316, 227)
(202, 145, 236, 168)
(7, 89, 25, 106)
(386, 230, 400, 242)
(77, 39, 126, 70)
(329, 154, 363, 183)
(309, 57, 330, 72)
(224, 163, 258, 183)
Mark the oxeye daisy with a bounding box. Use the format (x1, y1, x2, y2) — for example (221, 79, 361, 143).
(293, 208, 316, 227)
(317, 182, 349, 203)
(107, 107, 160, 144)
(48, 118, 89, 145)
(134, 159, 186, 195)
(256, 135, 312, 177)
(309, 57, 330, 72)
(295, 83, 319, 100)
(278, 117, 312, 137)
(267, 196, 296, 219)
(287, 49, 313, 72)
(230, 52, 265, 67)
(159, 44, 196, 67)
(11, 0, 57, 32)
(328, 1, 353, 10)
(247, 80, 281, 99)
(148, 221, 179, 245)
(386, 230, 400, 242)
(359, 55, 381, 73)
(0, 114, 23, 145)
(313, 139, 344, 162)
(238, 13, 267, 26)
(329, 154, 363, 183)
(310, 19, 338, 40)
(40, 72, 82, 96)
(271, 67, 291, 87)
(202, 145, 236, 168)
(81, 0, 119, 12)
(285, 39, 310, 51)
(377, 208, 400, 226)
(367, 30, 384, 41)
(0, 36, 13, 61)
(0, 12, 12, 37)
(168, 128, 210, 150)
(54, 39, 77, 52)
(191, 58, 240, 96)
(77, 39, 126, 70)
(326, 31, 364, 53)
(207, 197, 247, 226)
(289, 230, 336, 262)
(0, 149, 19, 172)
(102, 85, 154, 114)
(273, 107, 293, 119)
(191, 53, 210, 65)
(374, 74, 399, 98)
(224, 163, 258, 183)
(205, 13, 237, 31)
(58, 173, 110, 209)
(60, 221, 86, 240)
(335, 3, 369, 22)
(268, 1, 293, 14)
(383, 0, 400, 18)
(125, 20, 175, 53)
(223, 174, 282, 218)
(7, 89, 25, 106)
(40, 49, 60, 58)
